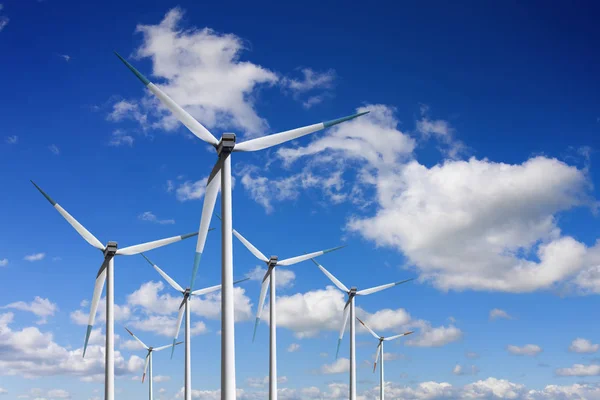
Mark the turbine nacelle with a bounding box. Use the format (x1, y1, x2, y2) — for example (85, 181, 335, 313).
(268, 256, 279, 268)
(217, 133, 236, 155)
(349, 287, 358, 296)
(104, 241, 118, 257)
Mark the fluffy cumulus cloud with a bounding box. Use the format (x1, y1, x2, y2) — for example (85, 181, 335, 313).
(569, 338, 599, 353)
(112, 7, 278, 138)
(236, 103, 599, 295)
(0, 312, 143, 380)
(270, 285, 458, 346)
(555, 363, 600, 377)
(321, 358, 349, 374)
(507, 344, 542, 356)
(1, 297, 58, 324)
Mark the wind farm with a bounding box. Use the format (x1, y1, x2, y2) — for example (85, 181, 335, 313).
(2, 3, 598, 400)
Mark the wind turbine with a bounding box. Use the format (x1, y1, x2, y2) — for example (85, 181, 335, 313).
(231, 226, 343, 400)
(356, 318, 413, 400)
(31, 181, 197, 400)
(124, 327, 183, 400)
(311, 258, 413, 400)
(115, 51, 368, 400)
(141, 253, 249, 400)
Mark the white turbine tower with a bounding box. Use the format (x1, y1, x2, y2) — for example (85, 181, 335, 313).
(311, 258, 414, 400)
(141, 253, 249, 400)
(31, 181, 197, 400)
(115, 52, 368, 400)
(124, 327, 183, 400)
(356, 318, 413, 400)
(231, 227, 343, 400)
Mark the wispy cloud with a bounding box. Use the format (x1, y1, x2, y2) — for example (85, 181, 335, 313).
(5, 135, 17, 144)
(59, 54, 71, 62)
(24, 253, 45, 262)
(507, 344, 542, 356)
(48, 144, 60, 155)
(287, 343, 300, 352)
(489, 308, 513, 320)
(282, 68, 336, 109)
(0, 4, 9, 32)
(138, 211, 175, 225)
(108, 129, 134, 147)
(0, 258, 7, 267)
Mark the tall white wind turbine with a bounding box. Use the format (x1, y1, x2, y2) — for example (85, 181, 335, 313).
(141, 254, 249, 400)
(231, 227, 343, 400)
(124, 327, 183, 400)
(311, 258, 413, 400)
(115, 52, 368, 400)
(31, 181, 197, 400)
(356, 318, 413, 400)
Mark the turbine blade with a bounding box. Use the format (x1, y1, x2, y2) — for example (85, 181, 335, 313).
(124, 327, 149, 350)
(171, 300, 186, 359)
(234, 111, 370, 152)
(356, 278, 415, 296)
(31, 181, 104, 250)
(142, 353, 150, 383)
(83, 260, 108, 357)
(153, 341, 181, 352)
(373, 342, 382, 373)
(232, 229, 268, 262)
(114, 52, 219, 146)
(142, 253, 184, 293)
(356, 317, 380, 340)
(190, 156, 223, 291)
(336, 300, 351, 359)
(116, 232, 198, 256)
(312, 259, 349, 292)
(278, 245, 345, 266)
(190, 277, 249, 296)
(384, 331, 414, 341)
(253, 272, 271, 342)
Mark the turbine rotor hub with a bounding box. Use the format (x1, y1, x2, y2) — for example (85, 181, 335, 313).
(349, 287, 358, 296)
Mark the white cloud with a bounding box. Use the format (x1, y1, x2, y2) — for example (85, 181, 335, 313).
(0, 387, 6, 395)
(0, 4, 8, 32)
(2, 297, 58, 324)
(489, 308, 513, 320)
(0, 259, 7, 267)
(48, 145, 60, 155)
(46, 389, 70, 399)
(507, 344, 542, 356)
(138, 211, 175, 225)
(0, 312, 142, 380)
(281, 68, 336, 109)
(5, 135, 17, 144)
(108, 129, 134, 147)
(70, 297, 131, 325)
(287, 343, 300, 352)
(130, 314, 207, 337)
(59, 55, 71, 62)
(24, 253, 45, 262)
(569, 338, 599, 353)
(405, 322, 462, 348)
(452, 364, 479, 376)
(321, 358, 349, 374)
(416, 105, 465, 159)
(556, 363, 600, 377)
(108, 100, 148, 128)
(175, 177, 208, 201)
(245, 266, 296, 289)
(153, 375, 170, 382)
(113, 7, 278, 138)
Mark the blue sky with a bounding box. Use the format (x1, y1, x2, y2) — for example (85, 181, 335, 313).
(1, 0, 600, 399)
